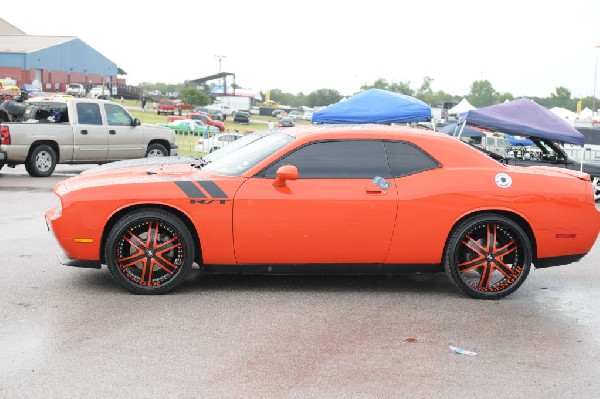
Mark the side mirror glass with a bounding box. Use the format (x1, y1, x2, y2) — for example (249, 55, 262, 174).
(133, 118, 141, 126)
(273, 165, 298, 188)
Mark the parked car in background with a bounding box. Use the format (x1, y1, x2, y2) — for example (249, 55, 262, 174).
(173, 99, 192, 110)
(157, 100, 176, 115)
(65, 83, 86, 97)
(288, 110, 301, 120)
(196, 107, 225, 121)
(186, 112, 225, 131)
(298, 111, 313, 121)
(233, 111, 250, 124)
(20, 84, 42, 95)
(279, 117, 295, 127)
(167, 113, 225, 132)
(88, 86, 110, 99)
(272, 109, 285, 117)
(158, 119, 220, 134)
(195, 132, 243, 153)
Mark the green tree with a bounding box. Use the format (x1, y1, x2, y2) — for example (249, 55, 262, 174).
(415, 76, 434, 104)
(467, 80, 499, 107)
(360, 78, 414, 96)
(307, 89, 342, 107)
(180, 88, 210, 107)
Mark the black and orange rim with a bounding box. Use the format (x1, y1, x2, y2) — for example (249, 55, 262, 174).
(455, 222, 525, 294)
(115, 219, 185, 287)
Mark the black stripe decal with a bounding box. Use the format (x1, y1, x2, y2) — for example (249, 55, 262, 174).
(175, 181, 206, 198)
(198, 181, 228, 198)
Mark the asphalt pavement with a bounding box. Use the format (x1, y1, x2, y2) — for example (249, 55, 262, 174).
(1, 164, 600, 398)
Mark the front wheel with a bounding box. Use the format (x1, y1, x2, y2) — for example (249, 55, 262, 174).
(146, 143, 168, 157)
(25, 144, 56, 177)
(105, 209, 195, 294)
(444, 214, 532, 299)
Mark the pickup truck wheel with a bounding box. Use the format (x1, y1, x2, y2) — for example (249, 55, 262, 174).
(25, 144, 56, 177)
(146, 143, 168, 157)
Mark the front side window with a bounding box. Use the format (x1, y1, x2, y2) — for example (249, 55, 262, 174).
(76, 103, 102, 125)
(104, 103, 133, 126)
(262, 140, 390, 179)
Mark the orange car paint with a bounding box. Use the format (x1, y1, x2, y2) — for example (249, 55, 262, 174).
(46, 125, 600, 269)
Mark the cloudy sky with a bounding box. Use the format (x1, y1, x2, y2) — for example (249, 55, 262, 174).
(7, 0, 600, 98)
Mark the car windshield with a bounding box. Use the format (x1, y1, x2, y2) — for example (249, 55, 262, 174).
(202, 132, 293, 176)
(201, 130, 275, 164)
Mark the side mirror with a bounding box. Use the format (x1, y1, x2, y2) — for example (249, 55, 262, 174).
(273, 165, 298, 188)
(133, 118, 141, 127)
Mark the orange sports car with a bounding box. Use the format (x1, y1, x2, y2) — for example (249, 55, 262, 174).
(45, 124, 600, 298)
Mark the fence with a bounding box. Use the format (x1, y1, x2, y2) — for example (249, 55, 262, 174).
(173, 130, 240, 155)
(173, 130, 208, 155)
(563, 147, 600, 162)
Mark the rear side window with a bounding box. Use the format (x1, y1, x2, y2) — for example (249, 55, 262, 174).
(385, 141, 440, 177)
(263, 140, 391, 178)
(76, 103, 102, 125)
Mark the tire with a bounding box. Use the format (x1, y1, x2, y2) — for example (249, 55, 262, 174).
(25, 144, 56, 177)
(444, 214, 532, 299)
(592, 176, 600, 202)
(105, 209, 195, 294)
(146, 143, 168, 157)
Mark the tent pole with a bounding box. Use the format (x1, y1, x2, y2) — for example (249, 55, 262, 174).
(457, 121, 467, 139)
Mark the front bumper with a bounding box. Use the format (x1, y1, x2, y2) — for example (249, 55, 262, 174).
(57, 250, 102, 269)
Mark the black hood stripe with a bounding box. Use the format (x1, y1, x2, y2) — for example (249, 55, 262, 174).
(175, 181, 206, 198)
(198, 181, 228, 198)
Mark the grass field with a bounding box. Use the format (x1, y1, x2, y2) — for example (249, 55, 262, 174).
(123, 100, 309, 156)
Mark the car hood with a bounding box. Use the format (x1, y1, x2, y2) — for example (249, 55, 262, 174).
(56, 163, 232, 195)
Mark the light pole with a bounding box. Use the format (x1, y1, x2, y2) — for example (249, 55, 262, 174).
(593, 46, 600, 116)
(215, 55, 227, 94)
(215, 55, 226, 73)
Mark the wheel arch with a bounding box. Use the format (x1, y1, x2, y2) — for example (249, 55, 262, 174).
(99, 204, 203, 266)
(147, 139, 171, 153)
(28, 140, 60, 162)
(443, 209, 538, 263)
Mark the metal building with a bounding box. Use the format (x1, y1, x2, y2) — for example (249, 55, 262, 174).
(0, 17, 123, 93)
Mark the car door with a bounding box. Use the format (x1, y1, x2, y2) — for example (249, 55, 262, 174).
(233, 140, 398, 264)
(104, 103, 145, 159)
(72, 102, 108, 161)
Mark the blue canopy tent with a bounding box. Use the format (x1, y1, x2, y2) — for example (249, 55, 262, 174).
(465, 98, 584, 146)
(312, 89, 433, 124)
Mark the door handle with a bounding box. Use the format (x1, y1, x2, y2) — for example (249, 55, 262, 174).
(109, 130, 116, 135)
(365, 188, 383, 195)
(80, 130, 88, 135)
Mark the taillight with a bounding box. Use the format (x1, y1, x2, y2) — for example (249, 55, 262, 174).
(0, 125, 10, 145)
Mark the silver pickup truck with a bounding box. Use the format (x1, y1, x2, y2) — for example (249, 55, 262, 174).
(0, 97, 178, 177)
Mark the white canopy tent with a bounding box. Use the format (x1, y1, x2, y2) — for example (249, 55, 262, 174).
(448, 98, 476, 115)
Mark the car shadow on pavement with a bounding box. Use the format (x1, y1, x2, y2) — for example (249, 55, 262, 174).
(178, 270, 457, 297)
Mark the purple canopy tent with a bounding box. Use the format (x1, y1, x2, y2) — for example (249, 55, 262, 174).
(465, 98, 584, 146)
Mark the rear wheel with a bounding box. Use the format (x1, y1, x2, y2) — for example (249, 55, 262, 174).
(105, 209, 194, 294)
(444, 214, 532, 299)
(25, 144, 56, 177)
